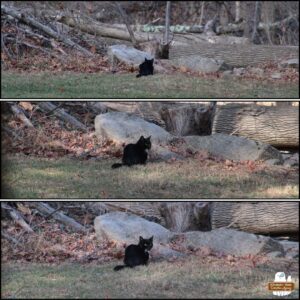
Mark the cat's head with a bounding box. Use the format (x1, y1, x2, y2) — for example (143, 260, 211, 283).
(139, 135, 151, 149)
(139, 236, 153, 250)
(145, 58, 154, 64)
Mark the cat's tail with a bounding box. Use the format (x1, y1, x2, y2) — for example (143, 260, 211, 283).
(114, 265, 127, 271)
(111, 163, 123, 169)
(136, 74, 142, 78)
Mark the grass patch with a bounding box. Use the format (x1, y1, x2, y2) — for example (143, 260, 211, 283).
(1, 154, 298, 198)
(1, 257, 299, 299)
(1, 72, 298, 98)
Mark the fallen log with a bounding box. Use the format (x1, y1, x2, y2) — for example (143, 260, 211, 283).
(1, 203, 34, 233)
(32, 202, 86, 233)
(211, 202, 299, 236)
(10, 103, 34, 128)
(1, 4, 93, 57)
(57, 15, 156, 43)
(38, 102, 88, 131)
(212, 103, 299, 149)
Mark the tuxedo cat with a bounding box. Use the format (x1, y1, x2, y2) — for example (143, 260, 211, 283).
(136, 58, 154, 78)
(114, 236, 153, 271)
(111, 136, 151, 169)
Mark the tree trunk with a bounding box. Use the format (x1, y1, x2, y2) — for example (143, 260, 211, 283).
(160, 102, 216, 136)
(114, 2, 137, 47)
(164, 1, 171, 44)
(159, 202, 211, 232)
(212, 103, 299, 149)
(251, 1, 262, 44)
(235, 1, 241, 23)
(211, 202, 299, 236)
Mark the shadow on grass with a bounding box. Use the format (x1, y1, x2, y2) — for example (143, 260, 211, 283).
(1, 258, 299, 298)
(1, 155, 298, 198)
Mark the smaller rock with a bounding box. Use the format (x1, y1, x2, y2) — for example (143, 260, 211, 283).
(151, 245, 186, 261)
(265, 158, 282, 166)
(233, 67, 245, 76)
(283, 152, 299, 167)
(249, 67, 264, 76)
(271, 73, 282, 79)
(266, 251, 284, 259)
(222, 70, 233, 79)
(279, 58, 299, 70)
(285, 252, 299, 259)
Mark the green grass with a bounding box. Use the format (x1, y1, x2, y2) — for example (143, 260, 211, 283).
(1, 71, 298, 98)
(1, 154, 298, 198)
(1, 257, 299, 299)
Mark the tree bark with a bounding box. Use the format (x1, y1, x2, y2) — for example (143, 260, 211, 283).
(159, 202, 211, 232)
(211, 202, 299, 236)
(212, 103, 299, 149)
(160, 102, 216, 136)
(32, 202, 86, 233)
(38, 102, 88, 131)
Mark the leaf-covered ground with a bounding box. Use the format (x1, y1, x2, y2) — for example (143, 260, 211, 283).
(1, 50, 299, 98)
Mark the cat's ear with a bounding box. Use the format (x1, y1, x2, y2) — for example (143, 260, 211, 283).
(144, 58, 147, 62)
(150, 236, 153, 241)
(139, 236, 144, 242)
(150, 59, 154, 63)
(140, 135, 145, 140)
(147, 136, 151, 140)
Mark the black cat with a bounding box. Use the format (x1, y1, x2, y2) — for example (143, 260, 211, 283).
(111, 135, 151, 169)
(136, 58, 154, 78)
(114, 236, 153, 271)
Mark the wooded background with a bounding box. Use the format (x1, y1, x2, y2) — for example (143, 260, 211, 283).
(2, 1, 299, 71)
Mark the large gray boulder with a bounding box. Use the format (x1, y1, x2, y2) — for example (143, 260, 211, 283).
(94, 212, 184, 260)
(178, 228, 284, 257)
(95, 112, 182, 161)
(171, 55, 230, 73)
(108, 44, 153, 67)
(184, 133, 283, 162)
(95, 112, 172, 145)
(94, 211, 173, 245)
